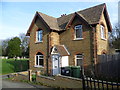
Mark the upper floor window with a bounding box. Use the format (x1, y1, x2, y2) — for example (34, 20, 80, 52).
(100, 25, 105, 39)
(75, 54, 83, 66)
(35, 52, 44, 67)
(74, 25, 82, 39)
(36, 30, 43, 42)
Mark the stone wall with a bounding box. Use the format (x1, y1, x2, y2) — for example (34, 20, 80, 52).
(36, 75, 82, 88)
(11, 71, 82, 88)
(29, 18, 60, 75)
(60, 16, 93, 69)
(50, 31, 60, 46)
(96, 13, 110, 55)
(12, 73, 29, 81)
(29, 17, 50, 74)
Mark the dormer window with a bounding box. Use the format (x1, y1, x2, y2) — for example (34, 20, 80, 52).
(36, 29, 43, 42)
(74, 25, 82, 39)
(100, 25, 105, 39)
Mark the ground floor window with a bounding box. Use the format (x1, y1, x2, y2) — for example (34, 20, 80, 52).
(36, 52, 44, 67)
(75, 54, 83, 66)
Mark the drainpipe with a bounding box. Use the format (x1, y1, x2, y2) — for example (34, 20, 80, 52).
(46, 31, 51, 75)
(92, 26, 97, 77)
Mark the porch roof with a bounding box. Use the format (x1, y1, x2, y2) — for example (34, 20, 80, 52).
(53, 45, 70, 56)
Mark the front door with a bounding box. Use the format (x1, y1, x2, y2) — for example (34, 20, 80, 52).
(52, 55, 60, 75)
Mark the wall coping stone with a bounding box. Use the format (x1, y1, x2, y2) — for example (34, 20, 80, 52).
(38, 75, 55, 80)
(57, 75, 82, 81)
(18, 73, 28, 76)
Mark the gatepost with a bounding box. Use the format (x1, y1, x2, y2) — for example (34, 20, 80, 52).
(28, 70, 32, 81)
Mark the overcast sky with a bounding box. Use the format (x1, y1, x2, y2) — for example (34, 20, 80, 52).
(0, 1, 119, 40)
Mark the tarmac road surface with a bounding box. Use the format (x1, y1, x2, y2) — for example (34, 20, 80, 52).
(2, 79, 36, 88)
(1, 75, 52, 89)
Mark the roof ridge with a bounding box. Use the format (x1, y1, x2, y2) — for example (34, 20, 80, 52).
(37, 3, 105, 20)
(38, 11, 60, 30)
(57, 3, 105, 19)
(38, 12, 57, 19)
(77, 3, 105, 13)
(76, 12, 88, 23)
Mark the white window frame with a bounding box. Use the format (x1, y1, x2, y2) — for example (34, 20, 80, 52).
(74, 25, 83, 40)
(75, 54, 83, 66)
(36, 30, 43, 42)
(35, 54, 44, 67)
(100, 25, 105, 39)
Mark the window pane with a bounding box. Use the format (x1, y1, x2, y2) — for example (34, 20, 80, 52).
(77, 59, 82, 66)
(75, 25, 82, 38)
(40, 30, 43, 41)
(102, 28, 105, 38)
(36, 56, 38, 65)
(76, 29, 81, 38)
(37, 30, 43, 42)
(39, 55, 43, 58)
(36, 52, 44, 66)
(101, 25, 105, 39)
(37, 31, 39, 41)
(76, 55, 82, 58)
(39, 59, 43, 66)
(76, 54, 83, 66)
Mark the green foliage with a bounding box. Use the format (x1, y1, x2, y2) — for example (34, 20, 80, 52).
(32, 74, 36, 82)
(2, 33, 29, 58)
(112, 38, 120, 49)
(1, 59, 29, 74)
(110, 23, 120, 49)
(2, 39, 10, 56)
(7, 37, 21, 58)
(19, 33, 29, 58)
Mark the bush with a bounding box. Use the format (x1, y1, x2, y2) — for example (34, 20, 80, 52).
(32, 74, 36, 82)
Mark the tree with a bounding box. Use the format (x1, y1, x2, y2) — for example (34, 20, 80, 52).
(0, 41, 2, 56)
(2, 39, 10, 56)
(19, 33, 29, 58)
(110, 23, 120, 49)
(7, 37, 21, 58)
(112, 38, 120, 49)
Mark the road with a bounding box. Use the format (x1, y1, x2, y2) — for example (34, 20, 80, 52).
(1, 75, 52, 89)
(2, 79, 36, 88)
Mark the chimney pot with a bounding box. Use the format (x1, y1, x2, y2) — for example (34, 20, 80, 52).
(61, 14, 66, 17)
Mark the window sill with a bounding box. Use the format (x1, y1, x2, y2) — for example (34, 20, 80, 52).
(101, 38, 107, 41)
(34, 65, 44, 68)
(35, 41, 43, 44)
(73, 38, 84, 41)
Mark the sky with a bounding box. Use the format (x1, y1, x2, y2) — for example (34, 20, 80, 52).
(0, 1, 119, 40)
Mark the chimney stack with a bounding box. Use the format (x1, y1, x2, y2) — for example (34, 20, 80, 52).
(61, 14, 66, 17)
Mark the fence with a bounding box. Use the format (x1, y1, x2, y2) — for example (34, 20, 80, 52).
(95, 54, 120, 80)
(82, 76, 120, 90)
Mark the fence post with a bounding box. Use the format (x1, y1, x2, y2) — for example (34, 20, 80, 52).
(36, 71, 40, 76)
(36, 71, 38, 76)
(82, 76, 85, 90)
(81, 68, 85, 90)
(28, 70, 32, 82)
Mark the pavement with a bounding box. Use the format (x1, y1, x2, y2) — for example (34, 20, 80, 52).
(2, 79, 36, 88)
(1, 75, 54, 89)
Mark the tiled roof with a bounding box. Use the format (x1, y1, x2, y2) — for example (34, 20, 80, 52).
(38, 3, 105, 31)
(38, 12, 60, 30)
(27, 3, 112, 35)
(54, 45, 70, 56)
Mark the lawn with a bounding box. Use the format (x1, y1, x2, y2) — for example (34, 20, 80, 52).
(0, 59, 29, 75)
